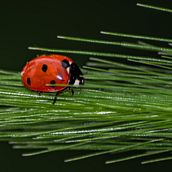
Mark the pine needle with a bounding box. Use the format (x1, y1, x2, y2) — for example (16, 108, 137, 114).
(100, 31, 172, 43)
(137, 3, 172, 13)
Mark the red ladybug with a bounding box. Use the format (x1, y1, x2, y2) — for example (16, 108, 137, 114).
(21, 54, 84, 104)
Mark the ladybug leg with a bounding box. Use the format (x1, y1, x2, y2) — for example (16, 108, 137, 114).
(38, 92, 42, 96)
(53, 92, 60, 104)
(68, 87, 74, 95)
(71, 88, 74, 95)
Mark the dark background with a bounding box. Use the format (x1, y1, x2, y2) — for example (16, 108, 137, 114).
(0, 0, 172, 171)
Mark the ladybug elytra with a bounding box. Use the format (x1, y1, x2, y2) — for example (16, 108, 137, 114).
(21, 54, 84, 103)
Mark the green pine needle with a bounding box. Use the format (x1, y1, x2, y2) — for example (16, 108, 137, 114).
(100, 31, 172, 43)
(137, 3, 172, 13)
(57, 35, 172, 52)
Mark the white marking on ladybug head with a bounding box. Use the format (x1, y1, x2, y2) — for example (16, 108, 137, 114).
(74, 79, 80, 86)
(66, 67, 70, 74)
(57, 75, 63, 81)
(80, 78, 84, 85)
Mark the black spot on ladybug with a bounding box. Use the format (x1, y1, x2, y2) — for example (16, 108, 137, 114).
(27, 78, 31, 85)
(50, 80, 56, 86)
(61, 59, 70, 69)
(42, 64, 48, 72)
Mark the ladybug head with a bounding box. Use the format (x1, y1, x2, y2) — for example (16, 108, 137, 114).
(61, 59, 84, 86)
(69, 62, 84, 86)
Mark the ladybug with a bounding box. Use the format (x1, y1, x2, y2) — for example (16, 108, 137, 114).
(21, 54, 84, 104)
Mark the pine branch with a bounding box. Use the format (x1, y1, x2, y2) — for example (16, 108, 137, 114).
(1, 38, 172, 164)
